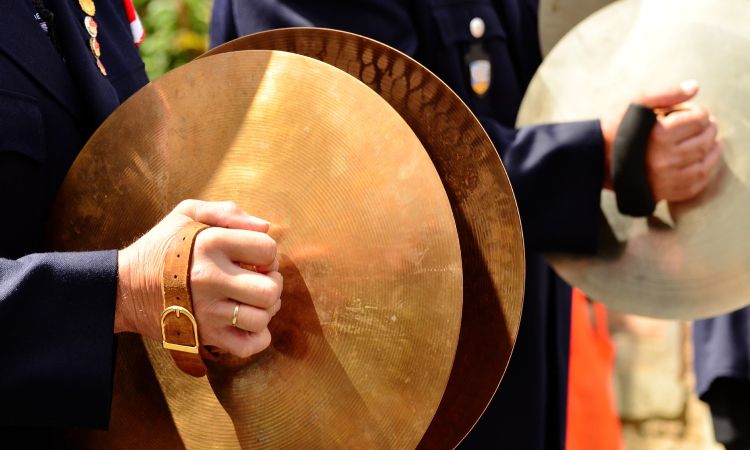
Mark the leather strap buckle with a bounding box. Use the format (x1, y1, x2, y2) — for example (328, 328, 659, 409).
(161, 305, 200, 354)
(161, 221, 210, 377)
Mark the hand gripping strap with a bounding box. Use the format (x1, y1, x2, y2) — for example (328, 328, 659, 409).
(161, 221, 210, 377)
(612, 103, 657, 216)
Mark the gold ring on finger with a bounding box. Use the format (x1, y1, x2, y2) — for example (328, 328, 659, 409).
(232, 302, 240, 328)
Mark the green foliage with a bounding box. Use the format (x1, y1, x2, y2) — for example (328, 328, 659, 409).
(132, 0, 211, 80)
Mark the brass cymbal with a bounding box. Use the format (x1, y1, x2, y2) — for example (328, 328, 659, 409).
(52, 50, 464, 448)
(518, 0, 750, 319)
(205, 28, 526, 448)
(538, 0, 614, 57)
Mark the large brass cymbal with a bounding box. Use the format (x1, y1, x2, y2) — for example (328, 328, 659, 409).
(51, 50, 464, 448)
(518, 0, 750, 319)
(205, 28, 526, 448)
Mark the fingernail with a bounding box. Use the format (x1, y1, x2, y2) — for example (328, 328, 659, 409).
(680, 79, 699, 94)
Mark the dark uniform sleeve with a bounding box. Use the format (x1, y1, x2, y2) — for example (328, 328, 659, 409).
(0, 251, 118, 427)
(0, 0, 148, 432)
(693, 310, 750, 448)
(482, 119, 604, 253)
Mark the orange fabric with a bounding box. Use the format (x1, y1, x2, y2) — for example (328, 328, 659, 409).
(566, 288, 623, 450)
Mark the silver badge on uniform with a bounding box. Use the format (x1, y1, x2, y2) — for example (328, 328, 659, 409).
(469, 59, 491, 96)
(466, 17, 491, 97)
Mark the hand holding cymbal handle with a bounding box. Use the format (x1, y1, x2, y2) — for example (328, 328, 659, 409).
(602, 80, 722, 216)
(160, 221, 210, 377)
(114, 200, 283, 375)
(611, 103, 658, 216)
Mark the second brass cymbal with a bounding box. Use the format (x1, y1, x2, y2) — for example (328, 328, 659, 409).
(205, 28, 526, 448)
(52, 50, 463, 448)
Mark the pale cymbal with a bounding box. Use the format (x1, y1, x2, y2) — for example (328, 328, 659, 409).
(538, 0, 614, 57)
(52, 50, 463, 448)
(205, 28, 526, 448)
(518, 0, 750, 319)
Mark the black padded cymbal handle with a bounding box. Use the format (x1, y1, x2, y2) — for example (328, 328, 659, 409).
(612, 103, 657, 217)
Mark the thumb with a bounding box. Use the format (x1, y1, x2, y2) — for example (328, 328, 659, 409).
(637, 79, 699, 109)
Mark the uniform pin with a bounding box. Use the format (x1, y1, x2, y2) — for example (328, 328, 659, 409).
(469, 17, 485, 39)
(89, 37, 101, 59)
(78, 0, 96, 16)
(96, 58, 107, 76)
(84, 16, 98, 38)
(465, 17, 491, 97)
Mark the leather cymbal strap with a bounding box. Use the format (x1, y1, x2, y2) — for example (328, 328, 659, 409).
(161, 221, 210, 377)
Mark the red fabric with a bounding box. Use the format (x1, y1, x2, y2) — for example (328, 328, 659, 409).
(122, 0, 137, 22)
(121, 0, 145, 45)
(566, 288, 623, 450)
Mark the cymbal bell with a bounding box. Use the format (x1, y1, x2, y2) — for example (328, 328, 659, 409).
(519, 0, 750, 319)
(205, 28, 526, 448)
(52, 50, 464, 448)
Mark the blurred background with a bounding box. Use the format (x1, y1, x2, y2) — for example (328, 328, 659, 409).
(132, 2, 725, 449)
(133, 0, 210, 80)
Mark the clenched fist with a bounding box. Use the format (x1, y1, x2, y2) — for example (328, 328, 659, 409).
(114, 199, 283, 358)
(601, 80, 722, 202)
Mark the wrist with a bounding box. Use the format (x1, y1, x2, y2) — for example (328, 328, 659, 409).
(115, 246, 163, 340)
(115, 249, 136, 334)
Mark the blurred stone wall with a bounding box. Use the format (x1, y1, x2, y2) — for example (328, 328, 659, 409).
(609, 314, 724, 450)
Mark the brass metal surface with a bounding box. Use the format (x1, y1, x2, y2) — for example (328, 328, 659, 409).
(205, 28, 526, 448)
(538, 0, 614, 57)
(518, 0, 750, 319)
(52, 50, 464, 448)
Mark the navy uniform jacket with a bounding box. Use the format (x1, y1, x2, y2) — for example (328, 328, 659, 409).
(210, 1, 604, 448)
(693, 308, 750, 446)
(0, 0, 147, 428)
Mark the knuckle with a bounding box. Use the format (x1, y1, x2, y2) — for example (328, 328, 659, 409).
(276, 273, 284, 292)
(696, 108, 710, 124)
(198, 228, 223, 249)
(257, 310, 272, 328)
(654, 158, 673, 172)
(256, 330, 272, 352)
(255, 234, 278, 263)
(176, 199, 198, 212)
(240, 331, 271, 357)
(202, 301, 223, 322)
(674, 152, 689, 166)
(272, 299, 283, 316)
(258, 278, 281, 307)
(222, 201, 241, 215)
(189, 259, 215, 288)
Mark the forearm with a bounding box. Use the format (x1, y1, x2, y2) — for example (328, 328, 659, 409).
(0, 251, 118, 427)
